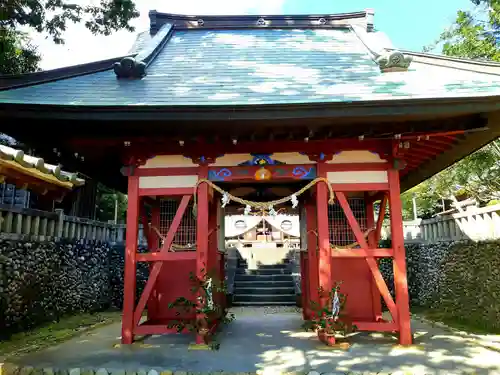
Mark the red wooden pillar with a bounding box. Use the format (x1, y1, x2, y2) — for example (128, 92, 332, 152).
(208, 199, 218, 274)
(365, 197, 382, 321)
(122, 175, 140, 344)
(299, 251, 309, 320)
(147, 203, 161, 320)
(316, 163, 332, 305)
(196, 165, 210, 344)
(208, 198, 219, 309)
(388, 168, 412, 345)
(305, 197, 319, 318)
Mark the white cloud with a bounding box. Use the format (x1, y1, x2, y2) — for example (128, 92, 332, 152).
(29, 0, 285, 70)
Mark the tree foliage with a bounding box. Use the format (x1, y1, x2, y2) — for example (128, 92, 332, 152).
(0, 30, 41, 75)
(0, 0, 139, 74)
(95, 183, 127, 223)
(410, 1, 500, 218)
(402, 139, 500, 219)
(424, 0, 500, 61)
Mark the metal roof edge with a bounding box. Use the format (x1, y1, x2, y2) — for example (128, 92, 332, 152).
(2, 95, 500, 121)
(0, 23, 174, 90)
(0, 55, 133, 91)
(388, 49, 500, 76)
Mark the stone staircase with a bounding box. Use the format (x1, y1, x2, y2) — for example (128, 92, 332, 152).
(232, 258, 296, 306)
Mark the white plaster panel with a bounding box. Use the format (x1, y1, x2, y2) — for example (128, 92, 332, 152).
(272, 152, 315, 164)
(211, 154, 252, 166)
(327, 171, 388, 184)
(140, 155, 195, 168)
(139, 175, 198, 188)
(327, 150, 387, 164)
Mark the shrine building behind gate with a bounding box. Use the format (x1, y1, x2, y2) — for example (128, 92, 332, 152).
(1, 9, 500, 347)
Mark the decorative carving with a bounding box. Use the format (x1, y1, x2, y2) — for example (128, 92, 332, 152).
(239, 154, 284, 166)
(292, 166, 316, 179)
(376, 51, 412, 73)
(208, 168, 232, 181)
(306, 153, 333, 162)
(190, 155, 218, 165)
(114, 57, 147, 79)
(255, 167, 272, 181)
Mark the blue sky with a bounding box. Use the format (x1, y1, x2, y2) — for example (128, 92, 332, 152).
(33, 0, 472, 70)
(279, 0, 472, 51)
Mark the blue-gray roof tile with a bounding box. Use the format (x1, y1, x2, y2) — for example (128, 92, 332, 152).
(1, 27, 500, 106)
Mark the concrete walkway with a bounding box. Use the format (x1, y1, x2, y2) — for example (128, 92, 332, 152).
(10, 307, 500, 375)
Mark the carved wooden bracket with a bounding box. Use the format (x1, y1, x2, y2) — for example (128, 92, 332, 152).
(306, 153, 333, 162)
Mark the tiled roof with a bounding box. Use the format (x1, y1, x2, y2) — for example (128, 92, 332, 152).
(1, 11, 500, 106)
(0, 145, 85, 189)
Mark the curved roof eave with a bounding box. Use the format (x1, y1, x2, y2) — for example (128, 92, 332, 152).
(1, 95, 499, 122)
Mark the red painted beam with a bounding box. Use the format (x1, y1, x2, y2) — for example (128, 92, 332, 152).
(137, 251, 196, 262)
(330, 248, 393, 257)
(323, 163, 389, 172)
(139, 187, 194, 196)
(330, 183, 390, 192)
(352, 321, 398, 332)
(135, 167, 199, 176)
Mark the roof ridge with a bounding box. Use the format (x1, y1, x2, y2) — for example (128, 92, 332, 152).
(0, 55, 130, 91)
(150, 10, 369, 19)
(388, 49, 500, 76)
(150, 9, 374, 33)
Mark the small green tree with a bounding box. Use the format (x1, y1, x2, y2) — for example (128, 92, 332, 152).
(95, 183, 127, 223)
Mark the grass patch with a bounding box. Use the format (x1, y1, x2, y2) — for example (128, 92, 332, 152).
(0, 310, 122, 359)
(411, 307, 500, 335)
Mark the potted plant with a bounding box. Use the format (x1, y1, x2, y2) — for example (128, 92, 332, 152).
(167, 267, 235, 349)
(301, 282, 354, 347)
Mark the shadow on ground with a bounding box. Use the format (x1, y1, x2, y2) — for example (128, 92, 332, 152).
(10, 308, 500, 375)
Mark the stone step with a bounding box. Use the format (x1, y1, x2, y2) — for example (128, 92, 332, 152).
(233, 280, 295, 288)
(234, 286, 295, 295)
(234, 274, 293, 282)
(233, 293, 296, 304)
(256, 263, 289, 269)
(235, 268, 291, 275)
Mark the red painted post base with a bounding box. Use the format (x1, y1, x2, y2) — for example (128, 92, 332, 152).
(317, 329, 336, 346)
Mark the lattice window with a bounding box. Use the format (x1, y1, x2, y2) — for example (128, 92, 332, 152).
(328, 197, 367, 247)
(159, 198, 197, 247)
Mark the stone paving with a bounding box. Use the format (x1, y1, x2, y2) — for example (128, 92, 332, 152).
(4, 307, 500, 375)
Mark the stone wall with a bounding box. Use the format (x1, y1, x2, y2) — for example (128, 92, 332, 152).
(380, 240, 500, 331)
(0, 240, 149, 337)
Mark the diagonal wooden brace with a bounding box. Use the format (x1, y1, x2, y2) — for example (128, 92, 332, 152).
(133, 195, 192, 327)
(336, 191, 399, 324)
